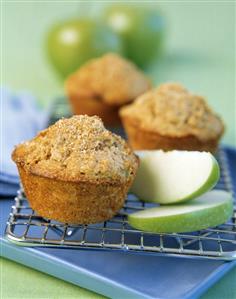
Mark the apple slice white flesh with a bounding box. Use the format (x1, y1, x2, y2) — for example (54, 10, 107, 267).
(131, 150, 220, 204)
(128, 190, 233, 233)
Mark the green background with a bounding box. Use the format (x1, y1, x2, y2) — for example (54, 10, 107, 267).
(1, 1, 236, 298)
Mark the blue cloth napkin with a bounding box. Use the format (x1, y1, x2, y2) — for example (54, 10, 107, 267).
(0, 87, 49, 196)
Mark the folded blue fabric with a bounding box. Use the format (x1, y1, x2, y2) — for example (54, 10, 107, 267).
(0, 181, 19, 197)
(1, 87, 49, 195)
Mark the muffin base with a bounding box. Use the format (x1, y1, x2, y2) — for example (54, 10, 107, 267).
(121, 116, 220, 153)
(18, 165, 130, 224)
(68, 95, 121, 126)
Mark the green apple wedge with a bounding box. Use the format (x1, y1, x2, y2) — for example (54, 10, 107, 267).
(128, 190, 233, 233)
(130, 150, 220, 204)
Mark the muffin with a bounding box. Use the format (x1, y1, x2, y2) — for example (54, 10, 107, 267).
(120, 83, 224, 153)
(65, 53, 151, 126)
(12, 115, 138, 224)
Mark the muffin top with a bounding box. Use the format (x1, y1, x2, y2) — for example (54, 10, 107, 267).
(120, 83, 224, 141)
(65, 53, 150, 105)
(12, 115, 138, 184)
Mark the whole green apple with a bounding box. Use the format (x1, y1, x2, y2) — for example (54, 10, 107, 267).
(46, 19, 123, 78)
(103, 5, 165, 67)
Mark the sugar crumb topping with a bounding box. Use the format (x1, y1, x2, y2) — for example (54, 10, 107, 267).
(120, 83, 224, 141)
(66, 53, 150, 105)
(12, 115, 138, 183)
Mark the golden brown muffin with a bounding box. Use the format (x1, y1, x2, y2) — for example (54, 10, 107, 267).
(65, 53, 151, 126)
(12, 115, 138, 224)
(119, 83, 224, 153)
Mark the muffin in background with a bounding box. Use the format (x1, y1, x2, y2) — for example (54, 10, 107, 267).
(12, 115, 138, 224)
(65, 53, 151, 126)
(120, 83, 224, 153)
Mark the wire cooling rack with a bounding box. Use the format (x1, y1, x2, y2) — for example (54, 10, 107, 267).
(5, 148, 236, 260)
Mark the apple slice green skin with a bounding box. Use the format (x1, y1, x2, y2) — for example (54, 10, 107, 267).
(131, 151, 220, 205)
(128, 190, 233, 233)
(163, 155, 219, 205)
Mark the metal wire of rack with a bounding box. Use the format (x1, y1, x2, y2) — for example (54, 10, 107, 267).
(5, 148, 236, 260)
